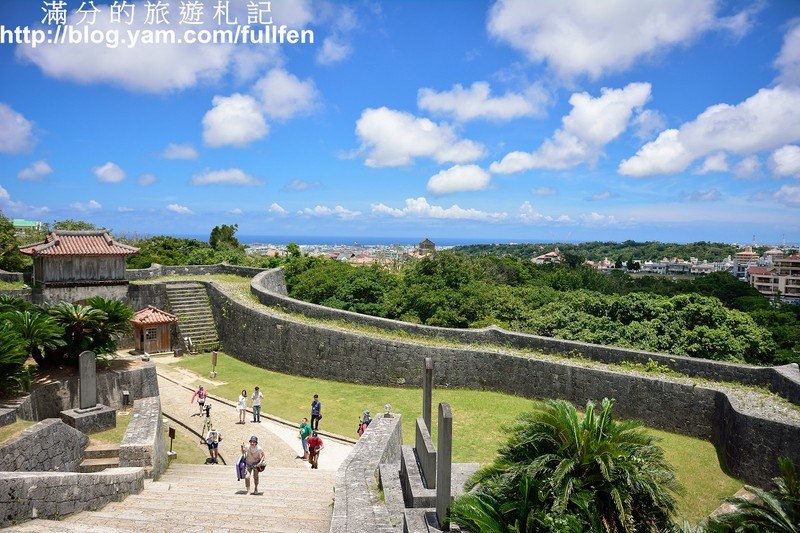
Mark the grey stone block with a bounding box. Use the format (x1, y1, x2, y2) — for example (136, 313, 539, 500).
(60, 404, 116, 434)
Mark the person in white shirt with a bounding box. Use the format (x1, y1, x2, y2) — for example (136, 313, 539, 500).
(237, 389, 247, 424)
(251, 386, 264, 422)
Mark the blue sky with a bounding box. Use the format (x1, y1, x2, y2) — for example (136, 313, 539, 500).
(1, 0, 799, 244)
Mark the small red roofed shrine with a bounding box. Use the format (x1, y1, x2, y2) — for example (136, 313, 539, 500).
(130, 305, 177, 353)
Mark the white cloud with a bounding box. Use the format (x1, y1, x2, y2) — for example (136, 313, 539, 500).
(117, 207, 135, 213)
(491, 82, 651, 173)
(93, 161, 126, 183)
(773, 184, 800, 207)
(770, 145, 800, 178)
(191, 168, 263, 186)
(733, 155, 761, 179)
(269, 203, 288, 215)
(417, 81, 547, 122)
(0, 103, 35, 154)
(775, 22, 800, 87)
(298, 205, 361, 219)
(619, 85, 800, 176)
(285, 179, 321, 190)
(531, 187, 557, 196)
(138, 174, 157, 186)
(696, 152, 729, 174)
(162, 143, 198, 160)
(252, 68, 319, 121)
(167, 204, 194, 215)
(17, 4, 233, 93)
(580, 212, 619, 226)
(355, 107, 485, 167)
(631, 109, 666, 140)
(0, 186, 49, 217)
(18, 160, 52, 180)
(427, 165, 491, 195)
(70, 199, 102, 212)
(203, 93, 268, 148)
(317, 37, 352, 65)
(681, 189, 721, 202)
(229, 208, 243, 215)
(487, 0, 751, 79)
(519, 201, 572, 224)
(590, 191, 612, 201)
(371, 197, 507, 221)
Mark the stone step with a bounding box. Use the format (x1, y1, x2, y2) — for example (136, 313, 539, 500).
(79, 456, 120, 473)
(83, 443, 120, 459)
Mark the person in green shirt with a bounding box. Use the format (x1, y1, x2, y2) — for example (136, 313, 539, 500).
(298, 417, 313, 460)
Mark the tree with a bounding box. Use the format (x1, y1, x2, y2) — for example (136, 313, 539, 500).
(4, 310, 65, 367)
(209, 223, 243, 251)
(452, 398, 681, 532)
(286, 242, 301, 258)
(47, 302, 108, 365)
(0, 322, 29, 397)
(563, 251, 586, 269)
(86, 297, 134, 354)
(0, 211, 27, 272)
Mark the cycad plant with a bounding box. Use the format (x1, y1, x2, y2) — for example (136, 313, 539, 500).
(0, 322, 29, 396)
(4, 310, 65, 367)
(451, 398, 681, 532)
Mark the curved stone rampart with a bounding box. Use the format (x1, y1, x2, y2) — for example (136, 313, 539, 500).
(251, 268, 800, 406)
(126, 262, 265, 281)
(204, 280, 799, 487)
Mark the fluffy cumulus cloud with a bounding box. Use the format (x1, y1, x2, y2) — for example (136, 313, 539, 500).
(138, 174, 157, 186)
(775, 22, 800, 87)
(491, 82, 651, 173)
(417, 81, 548, 122)
(191, 168, 263, 186)
(580, 212, 620, 226)
(371, 197, 507, 221)
(0, 103, 35, 154)
(269, 202, 288, 215)
(619, 85, 800, 177)
(734, 156, 761, 179)
(202, 94, 268, 148)
(696, 152, 729, 174)
(70, 199, 102, 212)
(519, 201, 572, 224)
(317, 37, 352, 65)
(773, 184, 800, 207)
(162, 143, 198, 160)
(0, 186, 49, 217)
(315, 4, 357, 65)
(681, 189, 721, 202)
(487, 0, 750, 79)
(18, 160, 52, 180)
(252, 68, 319, 121)
(426, 165, 491, 194)
(770, 145, 800, 178)
(355, 107, 485, 167)
(298, 205, 361, 219)
(93, 161, 126, 183)
(167, 204, 194, 215)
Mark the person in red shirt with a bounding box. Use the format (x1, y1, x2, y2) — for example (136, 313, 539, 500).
(307, 431, 324, 469)
(191, 385, 207, 414)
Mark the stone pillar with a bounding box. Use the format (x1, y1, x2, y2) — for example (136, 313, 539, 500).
(78, 350, 97, 409)
(423, 357, 433, 430)
(436, 402, 452, 531)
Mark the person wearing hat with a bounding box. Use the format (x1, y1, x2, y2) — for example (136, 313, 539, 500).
(205, 426, 222, 464)
(241, 435, 266, 494)
(310, 394, 322, 430)
(357, 409, 372, 437)
(306, 431, 324, 469)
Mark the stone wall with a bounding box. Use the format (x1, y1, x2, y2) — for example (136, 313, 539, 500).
(119, 396, 166, 479)
(126, 263, 265, 281)
(0, 269, 24, 283)
(251, 269, 800, 406)
(14, 365, 159, 422)
(0, 467, 144, 527)
(0, 419, 89, 473)
(205, 281, 800, 487)
(330, 414, 403, 533)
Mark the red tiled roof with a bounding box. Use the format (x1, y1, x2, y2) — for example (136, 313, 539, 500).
(19, 230, 139, 256)
(747, 266, 775, 275)
(131, 306, 178, 325)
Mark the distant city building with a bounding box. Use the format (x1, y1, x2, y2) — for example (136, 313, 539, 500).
(748, 255, 800, 303)
(532, 247, 562, 264)
(11, 219, 41, 237)
(418, 238, 436, 256)
(732, 246, 760, 279)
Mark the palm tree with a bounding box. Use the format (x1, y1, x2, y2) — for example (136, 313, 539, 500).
(0, 322, 29, 396)
(452, 398, 681, 532)
(4, 310, 65, 366)
(706, 457, 799, 533)
(86, 296, 134, 353)
(48, 302, 107, 363)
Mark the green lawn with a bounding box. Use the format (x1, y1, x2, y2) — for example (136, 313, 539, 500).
(0, 419, 36, 444)
(176, 352, 741, 522)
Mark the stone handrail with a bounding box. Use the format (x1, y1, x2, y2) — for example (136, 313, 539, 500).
(119, 396, 167, 479)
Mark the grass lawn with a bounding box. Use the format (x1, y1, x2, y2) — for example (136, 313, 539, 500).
(0, 280, 26, 290)
(177, 352, 741, 522)
(0, 419, 36, 444)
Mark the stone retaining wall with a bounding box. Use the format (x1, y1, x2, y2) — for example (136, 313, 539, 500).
(330, 414, 403, 532)
(0, 269, 24, 283)
(0, 419, 88, 473)
(14, 365, 159, 422)
(126, 263, 265, 281)
(119, 396, 166, 479)
(205, 281, 800, 487)
(0, 467, 144, 527)
(251, 269, 800, 406)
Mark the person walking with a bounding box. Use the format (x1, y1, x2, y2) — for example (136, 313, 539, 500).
(191, 385, 207, 414)
(251, 386, 263, 423)
(357, 409, 372, 437)
(310, 394, 322, 430)
(307, 431, 324, 469)
(237, 389, 247, 424)
(241, 435, 266, 495)
(298, 417, 312, 460)
(205, 426, 222, 464)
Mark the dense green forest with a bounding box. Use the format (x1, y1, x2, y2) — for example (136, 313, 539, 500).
(285, 252, 799, 366)
(451, 241, 781, 262)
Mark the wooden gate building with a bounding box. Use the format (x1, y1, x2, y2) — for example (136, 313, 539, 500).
(131, 306, 178, 354)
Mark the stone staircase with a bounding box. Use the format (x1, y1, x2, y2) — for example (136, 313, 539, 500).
(79, 443, 120, 473)
(165, 283, 220, 353)
(9, 464, 336, 532)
